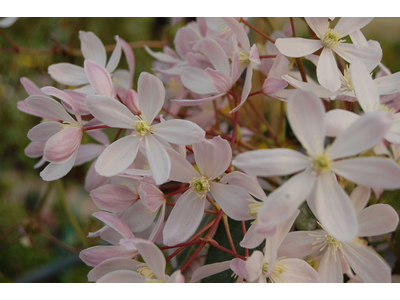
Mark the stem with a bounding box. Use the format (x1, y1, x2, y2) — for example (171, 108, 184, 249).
(205, 209, 224, 239)
(247, 98, 278, 142)
(248, 90, 263, 98)
(241, 221, 249, 257)
(181, 241, 207, 272)
(229, 91, 240, 152)
(113, 128, 123, 142)
(164, 187, 190, 199)
(213, 100, 220, 131)
(259, 55, 277, 59)
(206, 195, 219, 211)
(290, 18, 307, 83)
(56, 180, 88, 248)
(239, 18, 275, 43)
(222, 215, 236, 253)
(208, 240, 246, 261)
(347, 102, 352, 111)
(159, 240, 202, 250)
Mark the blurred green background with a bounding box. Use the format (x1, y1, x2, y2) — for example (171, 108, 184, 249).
(1, 17, 400, 283)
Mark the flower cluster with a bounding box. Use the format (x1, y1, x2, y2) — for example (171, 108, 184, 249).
(18, 17, 400, 283)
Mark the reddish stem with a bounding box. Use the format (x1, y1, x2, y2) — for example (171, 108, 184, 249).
(239, 18, 275, 44)
(83, 125, 110, 131)
(164, 187, 190, 199)
(205, 209, 224, 239)
(347, 102, 352, 111)
(248, 90, 264, 98)
(209, 241, 246, 261)
(241, 221, 249, 257)
(181, 242, 206, 272)
(186, 145, 193, 153)
(259, 55, 277, 59)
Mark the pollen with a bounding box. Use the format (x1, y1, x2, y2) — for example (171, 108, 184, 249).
(60, 121, 81, 131)
(321, 29, 344, 48)
(239, 51, 250, 64)
(137, 264, 156, 279)
(311, 154, 332, 173)
(311, 233, 342, 262)
(189, 176, 212, 198)
(246, 198, 263, 219)
(339, 65, 355, 94)
(263, 261, 287, 282)
(378, 104, 396, 115)
(132, 115, 151, 137)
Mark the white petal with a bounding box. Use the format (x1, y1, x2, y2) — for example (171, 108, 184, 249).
(96, 270, 145, 283)
(375, 72, 400, 95)
(317, 47, 341, 92)
(282, 74, 338, 99)
(240, 224, 266, 249)
(220, 171, 267, 201)
(40, 150, 78, 181)
(106, 36, 122, 73)
(357, 204, 399, 237)
(318, 248, 343, 283)
(93, 212, 134, 239)
(326, 111, 393, 160)
(132, 238, 166, 281)
(307, 172, 358, 243)
(287, 89, 326, 156)
(230, 65, 252, 113)
(95, 135, 141, 177)
(165, 147, 200, 183)
(151, 119, 205, 145)
(222, 18, 250, 50)
(325, 109, 359, 137)
(27, 121, 61, 141)
(334, 17, 373, 38)
(138, 72, 165, 124)
(334, 43, 381, 74)
(233, 148, 309, 177)
(145, 134, 171, 185)
(88, 257, 141, 282)
(201, 38, 230, 76)
(275, 38, 323, 58)
(79, 31, 107, 66)
(210, 182, 253, 221)
(163, 190, 206, 246)
(84, 60, 114, 97)
(180, 66, 215, 95)
(48, 63, 89, 86)
(275, 258, 319, 283)
(278, 231, 318, 259)
(190, 261, 231, 283)
(332, 157, 400, 189)
(350, 185, 371, 213)
(304, 17, 329, 38)
(341, 243, 391, 283)
(246, 250, 264, 282)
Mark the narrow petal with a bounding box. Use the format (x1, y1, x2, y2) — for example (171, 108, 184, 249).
(222, 17, 250, 50)
(282, 75, 338, 98)
(374, 72, 400, 95)
(262, 77, 288, 96)
(210, 182, 253, 221)
(307, 172, 358, 243)
(105, 36, 122, 73)
(357, 204, 399, 237)
(88, 257, 141, 282)
(84, 59, 113, 97)
(48, 63, 89, 86)
(163, 190, 206, 246)
(201, 38, 230, 76)
(97, 270, 145, 283)
(317, 47, 341, 92)
(190, 261, 231, 283)
(325, 109, 359, 137)
(43, 127, 82, 164)
(332, 157, 400, 189)
(17, 101, 57, 121)
(257, 170, 316, 228)
(90, 183, 137, 212)
(246, 250, 264, 282)
(172, 93, 226, 106)
(138, 183, 164, 212)
(74, 144, 105, 166)
(95, 135, 141, 177)
(341, 243, 391, 283)
(40, 151, 77, 181)
(120, 38, 135, 82)
(25, 141, 46, 158)
(220, 171, 267, 201)
(304, 17, 329, 38)
(334, 17, 373, 38)
(287, 89, 326, 156)
(230, 65, 252, 114)
(180, 66, 215, 94)
(240, 224, 266, 249)
(350, 60, 380, 112)
(20, 77, 44, 96)
(275, 258, 319, 283)
(151, 119, 205, 145)
(350, 185, 371, 213)
(275, 38, 323, 58)
(205, 68, 231, 93)
(79, 31, 107, 66)
(93, 212, 134, 239)
(120, 201, 158, 233)
(145, 134, 171, 185)
(24, 95, 76, 124)
(132, 238, 166, 281)
(233, 148, 309, 177)
(85, 95, 135, 128)
(318, 249, 343, 283)
(79, 246, 136, 267)
(326, 111, 393, 160)
(334, 43, 381, 73)
(27, 121, 61, 141)
(144, 45, 182, 64)
(165, 147, 200, 183)
(193, 136, 231, 179)
(138, 72, 165, 124)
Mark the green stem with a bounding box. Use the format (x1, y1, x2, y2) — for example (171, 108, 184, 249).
(56, 180, 88, 248)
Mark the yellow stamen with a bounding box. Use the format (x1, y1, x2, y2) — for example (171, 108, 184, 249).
(189, 176, 212, 198)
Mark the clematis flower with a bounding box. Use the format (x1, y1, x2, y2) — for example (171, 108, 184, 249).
(93, 238, 184, 283)
(85, 72, 206, 185)
(233, 89, 400, 242)
(275, 17, 380, 91)
(163, 136, 252, 246)
(278, 187, 398, 282)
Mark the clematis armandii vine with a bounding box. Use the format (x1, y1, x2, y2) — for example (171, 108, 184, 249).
(85, 72, 206, 185)
(233, 89, 400, 243)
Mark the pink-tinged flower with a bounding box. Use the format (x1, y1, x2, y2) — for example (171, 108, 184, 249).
(326, 60, 400, 143)
(93, 238, 184, 283)
(0, 17, 18, 28)
(233, 89, 400, 242)
(48, 31, 122, 92)
(24, 87, 84, 181)
(278, 187, 398, 283)
(190, 259, 247, 283)
(163, 136, 252, 246)
(275, 17, 380, 91)
(85, 72, 205, 185)
(80, 212, 138, 267)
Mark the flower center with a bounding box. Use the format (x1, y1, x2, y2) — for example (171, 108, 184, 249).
(378, 104, 396, 114)
(137, 264, 156, 279)
(133, 115, 151, 137)
(189, 176, 212, 198)
(247, 198, 263, 219)
(60, 121, 82, 131)
(262, 261, 287, 282)
(239, 51, 250, 64)
(321, 29, 343, 48)
(311, 154, 331, 173)
(339, 65, 355, 94)
(309, 232, 342, 262)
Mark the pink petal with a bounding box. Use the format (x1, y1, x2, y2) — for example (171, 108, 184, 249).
(287, 89, 326, 156)
(43, 127, 82, 164)
(25, 141, 45, 158)
(205, 68, 231, 93)
(172, 93, 226, 107)
(325, 109, 359, 137)
(230, 65, 253, 114)
(220, 171, 267, 201)
(145, 134, 171, 185)
(304, 17, 329, 38)
(17, 101, 57, 121)
(262, 77, 288, 95)
(230, 258, 247, 279)
(90, 183, 137, 212)
(79, 246, 137, 267)
(201, 38, 230, 76)
(190, 261, 231, 283)
(95, 135, 141, 177)
(79, 31, 107, 66)
(357, 204, 399, 237)
(88, 257, 141, 282)
(84, 159, 109, 192)
(222, 17, 250, 51)
(275, 258, 319, 283)
(74, 144, 105, 166)
(48, 63, 88, 86)
(180, 66, 215, 95)
(119, 38, 135, 82)
(350, 185, 371, 213)
(275, 38, 323, 57)
(167, 270, 185, 283)
(240, 224, 267, 249)
(138, 72, 165, 124)
(193, 136, 231, 179)
(282, 74, 338, 99)
(20, 77, 44, 96)
(210, 182, 252, 221)
(27, 121, 61, 141)
(105, 35, 122, 73)
(317, 47, 341, 92)
(96, 270, 145, 283)
(40, 151, 78, 181)
(163, 189, 206, 246)
(132, 238, 166, 281)
(120, 201, 158, 233)
(165, 147, 200, 183)
(93, 212, 135, 239)
(246, 250, 264, 282)
(151, 119, 205, 145)
(84, 59, 114, 97)
(138, 183, 164, 212)
(249, 44, 261, 65)
(333, 157, 400, 189)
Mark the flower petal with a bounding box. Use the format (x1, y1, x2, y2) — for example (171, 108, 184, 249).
(334, 43, 381, 73)
(230, 65, 253, 114)
(40, 151, 78, 181)
(246, 250, 264, 282)
(318, 248, 343, 283)
(304, 17, 329, 38)
(145, 134, 171, 185)
(325, 109, 359, 137)
(350, 185, 371, 213)
(88, 257, 141, 282)
(220, 171, 267, 201)
(163, 189, 206, 246)
(84, 59, 113, 97)
(95, 135, 141, 177)
(233, 148, 309, 177)
(27, 121, 61, 141)
(79, 246, 136, 267)
(138, 72, 165, 124)
(334, 17, 373, 38)
(105, 36, 122, 73)
(90, 183, 137, 212)
(201, 38, 230, 76)
(180, 66, 215, 94)
(93, 212, 135, 239)
(43, 127, 82, 164)
(278, 231, 318, 259)
(275, 38, 323, 57)
(190, 261, 231, 283)
(96, 270, 145, 283)
(79, 31, 107, 66)
(275, 258, 319, 283)
(357, 204, 399, 237)
(132, 238, 166, 281)
(48, 63, 89, 86)
(317, 47, 341, 92)
(151, 119, 205, 145)
(165, 147, 200, 183)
